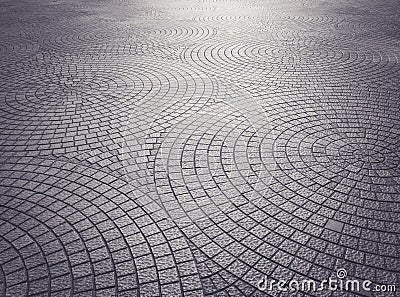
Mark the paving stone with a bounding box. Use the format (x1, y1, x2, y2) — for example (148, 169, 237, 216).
(1, 0, 400, 296)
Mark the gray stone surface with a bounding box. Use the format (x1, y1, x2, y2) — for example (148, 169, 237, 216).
(1, 0, 400, 296)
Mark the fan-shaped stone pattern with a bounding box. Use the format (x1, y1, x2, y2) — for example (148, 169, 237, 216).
(0, 157, 200, 297)
(123, 80, 271, 224)
(182, 36, 400, 89)
(1, 0, 400, 296)
(0, 37, 39, 66)
(36, 20, 149, 54)
(2, 55, 215, 159)
(259, 86, 400, 253)
(0, 157, 141, 297)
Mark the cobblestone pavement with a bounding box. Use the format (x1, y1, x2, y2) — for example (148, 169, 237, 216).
(1, 0, 400, 296)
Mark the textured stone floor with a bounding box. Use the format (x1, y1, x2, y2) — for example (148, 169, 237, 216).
(1, 0, 400, 296)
